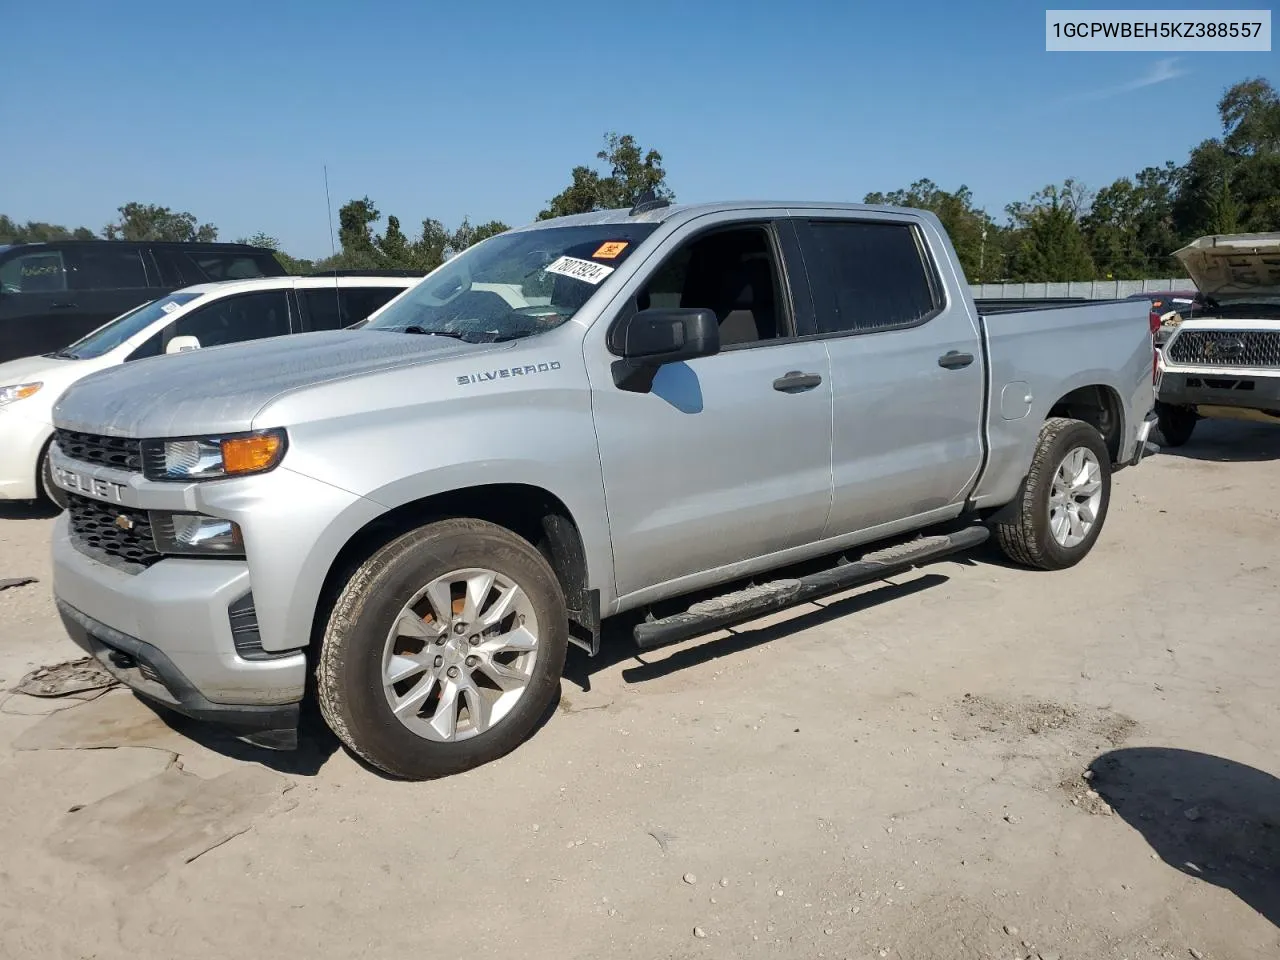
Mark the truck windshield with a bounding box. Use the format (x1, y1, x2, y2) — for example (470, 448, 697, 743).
(56, 292, 204, 359)
(358, 223, 658, 342)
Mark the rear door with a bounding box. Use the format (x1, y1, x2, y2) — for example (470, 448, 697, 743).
(297, 285, 406, 331)
(64, 245, 155, 341)
(791, 215, 985, 537)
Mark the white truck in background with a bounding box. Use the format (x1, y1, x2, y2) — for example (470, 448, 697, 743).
(1156, 232, 1280, 446)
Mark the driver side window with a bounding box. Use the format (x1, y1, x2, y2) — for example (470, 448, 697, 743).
(635, 226, 789, 348)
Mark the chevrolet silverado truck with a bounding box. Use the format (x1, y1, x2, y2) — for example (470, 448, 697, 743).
(46, 199, 1158, 780)
(1155, 232, 1280, 446)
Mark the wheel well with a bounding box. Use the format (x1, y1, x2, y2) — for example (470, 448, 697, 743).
(1048, 385, 1123, 461)
(313, 484, 597, 654)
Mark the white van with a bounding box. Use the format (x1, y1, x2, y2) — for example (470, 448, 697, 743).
(0, 274, 419, 506)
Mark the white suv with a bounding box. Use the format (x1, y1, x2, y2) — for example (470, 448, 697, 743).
(0, 274, 420, 506)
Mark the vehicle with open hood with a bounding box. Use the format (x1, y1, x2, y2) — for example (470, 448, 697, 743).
(1155, 232, 1280, 446)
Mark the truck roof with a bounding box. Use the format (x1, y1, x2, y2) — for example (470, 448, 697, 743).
(510, 200, 934, 232)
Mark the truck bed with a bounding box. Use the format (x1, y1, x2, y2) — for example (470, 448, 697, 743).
(970, 298, 1155, 510)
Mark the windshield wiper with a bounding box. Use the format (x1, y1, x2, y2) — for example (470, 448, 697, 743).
(48, 349, 80, 360)
(403, 326, 471, 340)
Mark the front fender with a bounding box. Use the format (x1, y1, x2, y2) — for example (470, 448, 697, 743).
(243, 362, 614, 648)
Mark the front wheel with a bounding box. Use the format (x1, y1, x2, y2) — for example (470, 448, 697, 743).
(39, 443, 68, 511)
(1155, 402, 1196, 447)
(317, 518, 568, 780)
(994, 417, 1112, 571)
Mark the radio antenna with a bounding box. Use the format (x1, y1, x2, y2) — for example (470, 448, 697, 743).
(323, 164, 340, 315)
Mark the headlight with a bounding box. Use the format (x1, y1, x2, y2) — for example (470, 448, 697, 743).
(0, 382, 42, 406)
(142, 429, 287, 481)
(151, 512, 244, 556)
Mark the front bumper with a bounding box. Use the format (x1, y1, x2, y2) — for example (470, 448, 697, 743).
(1157, 368, 1280, 413)
(0, 406, 52, 501)
(51, 513, 306, 741)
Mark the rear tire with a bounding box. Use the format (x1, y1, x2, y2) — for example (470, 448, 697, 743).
(38, 443, 68, 511)
(994, 417, 1111, 571)
(317, 518, 568, 780)
(1155, 402, 1196, 447)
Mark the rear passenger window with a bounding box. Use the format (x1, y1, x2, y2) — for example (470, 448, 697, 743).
(187, 253, 274, 281)
(340, 287, 401, 325)
(0, 250, 67, 293)
(797, 221, 941, 334)
(301, 289, 343, 331)
(301, 287, 404, 330)
(70, 247, 149, 290)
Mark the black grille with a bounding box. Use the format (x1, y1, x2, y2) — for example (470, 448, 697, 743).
(1168, 329, 1280, 368)
(54, 429, 142, 472)
(66, 493, 162, 569)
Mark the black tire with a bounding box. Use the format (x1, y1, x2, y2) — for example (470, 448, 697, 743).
(1155, 402, 1196, 447)
(993, 417, 1112, 571)
(38, 442, 69, 511)
(317, 518, 568, 780)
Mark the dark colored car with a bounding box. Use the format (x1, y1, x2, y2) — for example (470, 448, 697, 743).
(0, 240, 287, 363)
(1125, 290, 1205, 348)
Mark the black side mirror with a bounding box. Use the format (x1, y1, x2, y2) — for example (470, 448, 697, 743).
(611, 307, 720, 392)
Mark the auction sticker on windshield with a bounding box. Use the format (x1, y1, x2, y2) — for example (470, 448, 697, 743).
(545, 256, 615, 285)
(592, 241, 629, 259)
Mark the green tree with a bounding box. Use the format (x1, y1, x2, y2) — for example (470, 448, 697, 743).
(1205, 175, 1241, 234)
(1006, 181, 1096, 283)
(236, 232, 315, 275)
(539, 132, 674, 219)
(377, 215, 412, 268)
(1174, 78, 1280, 236)
(334, 197, 382, 269)
(0, 215, 97, 243)
(104, 202, 217, 242)
(450, 217, 509, 253)
(864, 179, 997, 281)
(1082, 163, 1180, 278)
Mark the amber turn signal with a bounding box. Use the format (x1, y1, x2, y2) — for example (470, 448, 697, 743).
(220, 433, 284, 475)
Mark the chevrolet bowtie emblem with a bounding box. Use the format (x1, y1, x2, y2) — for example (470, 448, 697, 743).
(114, 514, 135, 532)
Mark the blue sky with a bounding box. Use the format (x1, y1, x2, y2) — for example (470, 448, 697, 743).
(3, 0, 1274, 258)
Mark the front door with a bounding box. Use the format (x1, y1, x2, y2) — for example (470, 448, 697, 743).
(589, 220, 834, 600)
(791, 215, 986, 538)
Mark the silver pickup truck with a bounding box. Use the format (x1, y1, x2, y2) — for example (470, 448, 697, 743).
(47, 200, 1157, 779)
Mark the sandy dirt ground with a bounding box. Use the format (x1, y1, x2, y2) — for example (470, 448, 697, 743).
(1, 420, 1277, 960)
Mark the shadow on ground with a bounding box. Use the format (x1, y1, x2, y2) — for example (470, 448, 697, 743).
(1156, 419, 1280, 464)
(148, 698, 340, 778)
(0, 502, 60, 521)
(1089, 746, 1280, 928)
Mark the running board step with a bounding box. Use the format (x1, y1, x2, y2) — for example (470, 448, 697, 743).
(632, 525, 990, 651)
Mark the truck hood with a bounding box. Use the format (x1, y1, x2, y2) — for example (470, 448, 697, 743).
(52, 329, 500, 438)
(1173, 232, 1280, 299)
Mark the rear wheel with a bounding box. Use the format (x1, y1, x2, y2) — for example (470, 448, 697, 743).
(317, 518, 568, 780)
(994, 417, 1111, 571)
(38, 443, 68, 511)
(1155, 402, 1196, 447)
